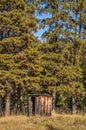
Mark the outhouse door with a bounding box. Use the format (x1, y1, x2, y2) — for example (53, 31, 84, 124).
(28, 96, 40, 116)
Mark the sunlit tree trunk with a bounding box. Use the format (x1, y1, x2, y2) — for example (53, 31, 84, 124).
(72, 96, 77, 114)
(5, 90, 11, 116)
(20, 88, 23, 113)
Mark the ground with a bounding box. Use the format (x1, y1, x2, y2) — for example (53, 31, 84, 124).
(0, 113, 86, 130)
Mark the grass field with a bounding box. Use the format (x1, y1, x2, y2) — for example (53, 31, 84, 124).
(0, 113, 86, 130)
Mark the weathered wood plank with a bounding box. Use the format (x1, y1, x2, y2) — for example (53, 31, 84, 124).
(28, 95, 52, 116)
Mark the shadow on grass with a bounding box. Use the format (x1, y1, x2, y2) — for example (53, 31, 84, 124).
(46, 124, 62, 130)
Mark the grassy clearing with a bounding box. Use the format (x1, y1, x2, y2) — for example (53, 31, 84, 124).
(0, 113, 86, 130)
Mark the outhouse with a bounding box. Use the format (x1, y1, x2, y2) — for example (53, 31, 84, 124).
(28, 94, 52, 116)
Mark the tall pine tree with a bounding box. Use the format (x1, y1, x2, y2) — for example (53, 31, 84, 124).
(39, 0, 86, 113)
(0, 0, 41, 116)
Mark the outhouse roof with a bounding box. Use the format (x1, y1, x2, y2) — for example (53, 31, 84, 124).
(28, 94, 52, 97)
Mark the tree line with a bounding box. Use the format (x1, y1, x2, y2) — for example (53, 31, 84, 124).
(0, 0, 86, 116)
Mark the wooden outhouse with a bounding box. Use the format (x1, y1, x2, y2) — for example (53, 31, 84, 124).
(28, 94, 52, 116)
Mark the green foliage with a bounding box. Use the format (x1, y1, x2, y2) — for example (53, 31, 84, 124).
(0, 0, 86, 115)
(39, 0, 86, 113)
(0, 0, 41, 114)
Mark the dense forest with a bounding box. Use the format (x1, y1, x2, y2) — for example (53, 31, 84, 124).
(0, 0, 86, 116)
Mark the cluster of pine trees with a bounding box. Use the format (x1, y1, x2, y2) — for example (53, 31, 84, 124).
(0, 0, 86, 116)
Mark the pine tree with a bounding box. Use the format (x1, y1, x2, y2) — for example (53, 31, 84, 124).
(0, 0, 41, 115)
(39, 0, 86, 113)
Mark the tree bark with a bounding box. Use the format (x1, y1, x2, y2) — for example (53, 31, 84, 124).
(18, 87, 23, 113)
(52, 91, 56, 111)
(72, 96, 77, 114)
(20, 89, 23, 113)
(0, 96, 2, 116)
(5, 90, 11, 116)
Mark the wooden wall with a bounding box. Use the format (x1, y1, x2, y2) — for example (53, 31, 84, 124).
(39, 96, 52, 116)
(28, 95, 52, 116)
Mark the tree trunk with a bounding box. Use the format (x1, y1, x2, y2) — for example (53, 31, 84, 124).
(82, 97, 86, 115)
(52, 91, 56, 111)
(18, 87, 23, 113)
(72, 96, 77, 114)
(0, 96, 2, 116)
(20, 89, 23, 113)
(5, 90, 11, 116)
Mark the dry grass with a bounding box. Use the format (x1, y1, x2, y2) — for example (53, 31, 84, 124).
(0, 113, 86, 130)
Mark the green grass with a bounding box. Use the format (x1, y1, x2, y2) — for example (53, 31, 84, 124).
(0, 113, 86, 130)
